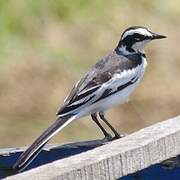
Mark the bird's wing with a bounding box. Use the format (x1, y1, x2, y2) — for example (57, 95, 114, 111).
(57, 51, 142, 116)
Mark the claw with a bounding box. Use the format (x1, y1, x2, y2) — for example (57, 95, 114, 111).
(112, 133, 126, 140)
(104, 134, 113, 141)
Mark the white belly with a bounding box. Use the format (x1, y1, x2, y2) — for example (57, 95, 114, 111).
(95, 81, 139, 111)
(79, 80, 139, 116)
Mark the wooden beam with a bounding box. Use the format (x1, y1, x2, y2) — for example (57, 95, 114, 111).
(6, 116, 180, 180)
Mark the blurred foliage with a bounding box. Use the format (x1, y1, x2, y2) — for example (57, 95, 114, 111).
(0, 0, 180, 147)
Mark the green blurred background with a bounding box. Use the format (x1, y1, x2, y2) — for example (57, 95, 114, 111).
(0, 0, 180, 147)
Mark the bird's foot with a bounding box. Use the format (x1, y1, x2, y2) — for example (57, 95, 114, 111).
(104, 133, 113, 141)
(101, 133, 126, 145)
(112, 133, 126, 140)
(101, 134, 113, 144)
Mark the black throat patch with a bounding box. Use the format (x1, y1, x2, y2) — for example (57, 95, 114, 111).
(115, 48, 144, 67)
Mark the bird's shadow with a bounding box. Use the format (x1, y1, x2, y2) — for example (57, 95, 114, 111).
(0, 138, 110, 178)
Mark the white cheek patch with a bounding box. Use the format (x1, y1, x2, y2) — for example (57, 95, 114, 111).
(132, 40, 150, 52)
(122, 28, 152, 40)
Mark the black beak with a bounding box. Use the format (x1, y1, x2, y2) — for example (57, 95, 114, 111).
(151, 33, 167, 40)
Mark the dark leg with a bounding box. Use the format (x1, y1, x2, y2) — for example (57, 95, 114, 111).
(91, 113, 112, 140)
(99, 112, 123, 139)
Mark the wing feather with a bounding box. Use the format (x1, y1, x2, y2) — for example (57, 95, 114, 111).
(57, 51, 142, 116)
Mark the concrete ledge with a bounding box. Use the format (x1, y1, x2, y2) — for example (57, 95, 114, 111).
(5, 116, 180, 180)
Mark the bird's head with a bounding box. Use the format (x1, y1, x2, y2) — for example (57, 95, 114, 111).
(117, 26, 166, 54)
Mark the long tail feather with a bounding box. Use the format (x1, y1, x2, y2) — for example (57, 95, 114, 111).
(13, 116, 74, 172)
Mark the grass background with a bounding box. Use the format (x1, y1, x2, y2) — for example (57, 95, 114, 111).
(0, 0, 180, 147)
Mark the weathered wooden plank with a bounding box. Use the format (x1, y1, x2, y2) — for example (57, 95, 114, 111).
(6, 116, 180, 180)
(0, 140, 110, 179)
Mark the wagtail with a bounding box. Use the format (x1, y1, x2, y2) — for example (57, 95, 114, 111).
(13, 26, 166, 171)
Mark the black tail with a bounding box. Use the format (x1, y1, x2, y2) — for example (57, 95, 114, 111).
(13, 116, 74, 172)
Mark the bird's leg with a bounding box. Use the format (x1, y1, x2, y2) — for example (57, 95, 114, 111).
(91, 113, 112, 140)
(98, 112, 124, 139)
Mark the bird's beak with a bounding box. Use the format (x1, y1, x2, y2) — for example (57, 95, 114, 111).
(151, 32, 167, 40)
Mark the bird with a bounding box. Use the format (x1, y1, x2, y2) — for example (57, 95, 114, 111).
(13, 26, 166, 171)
